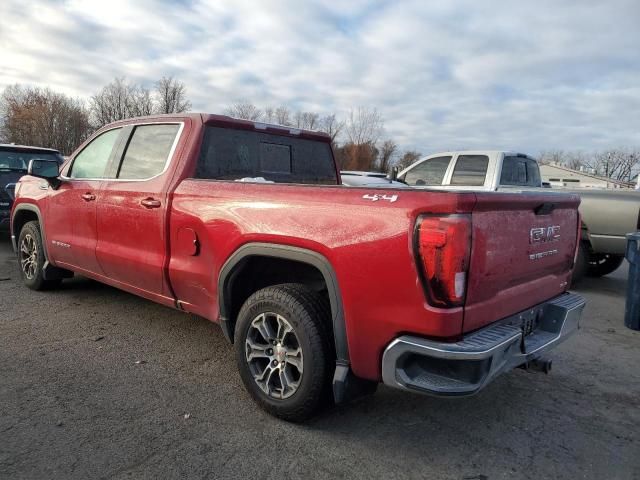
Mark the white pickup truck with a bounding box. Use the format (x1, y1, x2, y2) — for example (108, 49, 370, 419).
(397, 150, 639, 280)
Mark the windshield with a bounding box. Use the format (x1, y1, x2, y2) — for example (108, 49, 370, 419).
(0, 150, 63, 171)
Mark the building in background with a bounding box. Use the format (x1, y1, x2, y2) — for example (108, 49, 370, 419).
(540, 164, 634, 189)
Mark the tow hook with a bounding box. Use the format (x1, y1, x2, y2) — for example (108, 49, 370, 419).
(519, 358, 553, 374)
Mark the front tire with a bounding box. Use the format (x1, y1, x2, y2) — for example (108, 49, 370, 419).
(18, 221, 61, 290)
(234, 283, 333, 422)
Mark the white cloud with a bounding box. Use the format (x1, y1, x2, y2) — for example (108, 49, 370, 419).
(1, 0, 639, 153)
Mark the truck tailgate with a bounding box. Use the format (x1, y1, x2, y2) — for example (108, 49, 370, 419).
(463, 191, 581, 333)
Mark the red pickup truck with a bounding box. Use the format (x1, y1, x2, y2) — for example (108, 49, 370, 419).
(11, 113, 586, 421)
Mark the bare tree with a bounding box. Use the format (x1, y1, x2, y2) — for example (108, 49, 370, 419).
(378, 139, 397, 172)
(342, 107, 383, 169)
(318, 114, 344, 145)
(538, 150, 565, 166)
(294, 111, 320, 130)
(564, 151, 588, 171)
(89, 77, 156, 128)
(274, 106, 292, 126)
(345, 107, 383, 146)
(395, 150, 422, 170)
(129, 85, 153, 117)
(1, 84, 92, 155)
(89, 78, 130, 127)
(224, 101, 262, 121)
(154, 76, 191, 114)
(586, 149, 639, 181)
(263, 107, 275, 123)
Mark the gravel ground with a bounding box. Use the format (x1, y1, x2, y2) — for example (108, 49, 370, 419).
(0, 235, 638, 480)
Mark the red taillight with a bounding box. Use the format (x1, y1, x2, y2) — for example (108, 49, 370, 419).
(415, 215, 471, 308)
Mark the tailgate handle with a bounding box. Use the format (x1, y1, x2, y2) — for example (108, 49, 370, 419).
(534, 202, 556, 215)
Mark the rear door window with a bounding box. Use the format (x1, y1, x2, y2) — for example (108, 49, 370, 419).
(500, 156, 541, 187)
(117, 124, 181, 180)
(195, 127, 337, 184)
(403, 156, 451, 186)
(450, 155, 489, 186)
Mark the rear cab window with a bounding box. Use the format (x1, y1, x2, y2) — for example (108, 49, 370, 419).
(195, 127, 337, 185)
(499, 156, 541, 187)
(450, 155, 489, 186)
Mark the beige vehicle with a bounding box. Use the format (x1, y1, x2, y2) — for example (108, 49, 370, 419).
(572, 189, 639, 277)
(398, 151, 640, 278)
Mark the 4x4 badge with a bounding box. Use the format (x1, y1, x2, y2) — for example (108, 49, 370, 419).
(362, 194, 398, 203)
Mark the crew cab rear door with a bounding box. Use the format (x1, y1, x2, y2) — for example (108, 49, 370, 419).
(95, 122, 184, 300)
(462, 191, 580, 333)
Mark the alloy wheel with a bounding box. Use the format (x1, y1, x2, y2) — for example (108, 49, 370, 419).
(245, 312, 303, 399)
(20, 234, 38, 280)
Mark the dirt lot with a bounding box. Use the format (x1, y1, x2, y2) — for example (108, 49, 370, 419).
(0, 236, 638, 480)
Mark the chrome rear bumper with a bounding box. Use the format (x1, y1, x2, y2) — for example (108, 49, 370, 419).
(381, 292, 585, 397)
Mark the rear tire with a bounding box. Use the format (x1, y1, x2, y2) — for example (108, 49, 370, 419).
(587, 254, 624, 277)
(234, 283, 333, 422)
(18, 221, 61, 291)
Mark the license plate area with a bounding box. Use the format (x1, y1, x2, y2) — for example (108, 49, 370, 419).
(503, 304, 545, 338)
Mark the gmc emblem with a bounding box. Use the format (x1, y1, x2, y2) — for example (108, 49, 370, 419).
(530, 225, 560, 244)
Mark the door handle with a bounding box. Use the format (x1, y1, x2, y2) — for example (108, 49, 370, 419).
(140, 198, 161, 209)
(81, 193, 96, 202)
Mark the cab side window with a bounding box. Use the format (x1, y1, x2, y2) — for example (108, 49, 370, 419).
(69, 128, 121, 179)
(403, 156, 451, 186)
(450, 155, 489, 186)
(117, 124, 181, 180)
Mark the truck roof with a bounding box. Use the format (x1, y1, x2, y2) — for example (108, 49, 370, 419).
(102, 113, 332, 143)
(427, 150, 537, 160)
(0, 144, 61, 153)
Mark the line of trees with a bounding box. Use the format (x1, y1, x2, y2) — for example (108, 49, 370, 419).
(223, 101, 422, 171)
(0, 76, 191, 155)
(539, 149, 639, 182)
(2, 80, 638, 178)
(0, 82, 424, 170)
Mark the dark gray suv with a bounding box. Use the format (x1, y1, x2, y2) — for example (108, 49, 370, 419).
(0, 144, 64, 231)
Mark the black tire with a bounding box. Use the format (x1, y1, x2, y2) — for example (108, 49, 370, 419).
(587, 254, 625, 277)
(18, 221, 61, 291)
(234, 283, 333, 422)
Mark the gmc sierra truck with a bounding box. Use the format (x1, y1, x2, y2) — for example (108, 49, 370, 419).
(11, 114, 585, 421)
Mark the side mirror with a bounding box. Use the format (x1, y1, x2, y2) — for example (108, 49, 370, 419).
(28, 159, 61, 188)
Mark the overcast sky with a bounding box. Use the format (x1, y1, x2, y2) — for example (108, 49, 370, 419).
(1, 0, 639, 154)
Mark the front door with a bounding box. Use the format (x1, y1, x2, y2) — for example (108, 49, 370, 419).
(95, 123, 182, 298)
(47, 127, 123, 273)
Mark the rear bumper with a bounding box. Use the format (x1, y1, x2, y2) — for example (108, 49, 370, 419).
(381, 292, 585, 397)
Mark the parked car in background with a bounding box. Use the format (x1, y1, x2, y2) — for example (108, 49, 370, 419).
(12, 114, 584, 421)
(398, 150, 639, 279)
(340, 171, 408, 188)
(0, 144, 64, 231)
(340, 170, 388, 179)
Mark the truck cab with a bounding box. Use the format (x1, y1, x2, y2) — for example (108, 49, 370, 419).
(398, 150, 542, 191)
